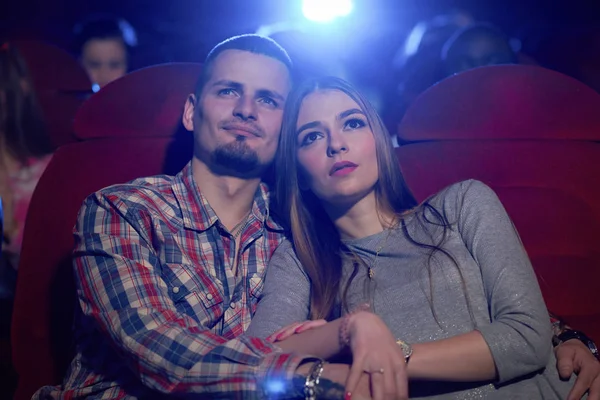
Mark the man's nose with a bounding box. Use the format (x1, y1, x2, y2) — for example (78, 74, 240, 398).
(233, 95, 257, 121)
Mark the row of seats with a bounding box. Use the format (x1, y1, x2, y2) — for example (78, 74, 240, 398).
(9, 55, 600, 399)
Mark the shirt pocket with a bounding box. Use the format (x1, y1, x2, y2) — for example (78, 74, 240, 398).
(165, 263, 225, 327)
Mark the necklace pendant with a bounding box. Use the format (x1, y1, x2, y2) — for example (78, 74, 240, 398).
(368, 267, 375, 279)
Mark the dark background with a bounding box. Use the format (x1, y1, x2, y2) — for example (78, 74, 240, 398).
(2, 0, 599, 68)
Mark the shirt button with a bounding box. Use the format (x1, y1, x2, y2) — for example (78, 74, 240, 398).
(172, 286, 180, 294)
(230, 302, 237, 309)
(207, 293, 213, 300)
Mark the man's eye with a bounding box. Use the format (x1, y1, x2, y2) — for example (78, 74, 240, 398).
(260, 97, 278, 107)
(218, 88, 236, 96)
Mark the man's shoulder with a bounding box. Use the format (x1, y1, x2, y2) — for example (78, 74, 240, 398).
(86, 174, 179, 215)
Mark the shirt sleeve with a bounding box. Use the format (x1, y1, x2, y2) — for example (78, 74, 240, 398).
(73, 191, 311, 397)
(455, 180, 553, 383)
(246, 240, 312, 339)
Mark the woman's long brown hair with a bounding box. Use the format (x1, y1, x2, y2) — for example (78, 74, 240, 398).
(0, 42, 52, 164)
(275, 76, 472, 322)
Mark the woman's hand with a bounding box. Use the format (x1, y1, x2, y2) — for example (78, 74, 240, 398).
(345, 311, 408, 400)
(266, 319, 327, 343)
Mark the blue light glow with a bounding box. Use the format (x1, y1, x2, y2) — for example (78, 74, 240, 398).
(302, 0, 353, 23)
(264, 378, 286, 394)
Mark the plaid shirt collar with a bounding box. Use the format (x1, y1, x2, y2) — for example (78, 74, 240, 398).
(172, 162, 283, 233)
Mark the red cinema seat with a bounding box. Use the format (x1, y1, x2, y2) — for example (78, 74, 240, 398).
(14, 40, 93, 147)
(396, 64, 600, 341)
(11, 63, 200, 400)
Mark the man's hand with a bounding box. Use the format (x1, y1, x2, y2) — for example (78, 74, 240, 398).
(296, 363, 373, 400)
(555, 339, 600, 400)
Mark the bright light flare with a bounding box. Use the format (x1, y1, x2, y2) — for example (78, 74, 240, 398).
(302, 0, 353, 23)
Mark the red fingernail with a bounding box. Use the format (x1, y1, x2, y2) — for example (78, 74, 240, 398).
(276, 332, 284, 341)
(345, 392, 352, 400)
(295, 326, 303, 333)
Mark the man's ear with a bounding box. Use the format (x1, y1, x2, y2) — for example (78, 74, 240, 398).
(182, 94, 197, 132)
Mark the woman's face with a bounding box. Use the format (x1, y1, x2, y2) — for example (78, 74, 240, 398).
(295, 89, 379, 206)
(81, 38, 128, 88)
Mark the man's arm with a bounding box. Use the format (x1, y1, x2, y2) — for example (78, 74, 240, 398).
(73, 191, 311, 397)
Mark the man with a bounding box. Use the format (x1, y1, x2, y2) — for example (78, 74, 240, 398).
(35, 34, 599, 399)
(34, 34, 359, 400)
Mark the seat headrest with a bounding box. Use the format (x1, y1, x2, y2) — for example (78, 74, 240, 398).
(399, 65, 600, 141)
(15, 40, 91, 92)
(73, 63, 202, 139)
(14, 40, 93, 147)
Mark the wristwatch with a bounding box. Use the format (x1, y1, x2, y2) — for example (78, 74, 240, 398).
(396, 339, 413, 363)
(556, 330, 599, 360)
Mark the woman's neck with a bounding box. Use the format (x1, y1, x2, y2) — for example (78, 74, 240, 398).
(324, 191, 394, 240)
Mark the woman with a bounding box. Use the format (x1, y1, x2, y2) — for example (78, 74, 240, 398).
(0, 42, 53, 298)
(246, 76, 577, 399)
(73, 15, 137, 90)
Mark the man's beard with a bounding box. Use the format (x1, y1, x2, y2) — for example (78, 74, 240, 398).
(211, 136, 262, 178)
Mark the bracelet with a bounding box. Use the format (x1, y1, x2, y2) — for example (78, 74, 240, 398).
(304, 359, 325, 400)
(396, 339, 413, 364)
(339, 303, 370, 348)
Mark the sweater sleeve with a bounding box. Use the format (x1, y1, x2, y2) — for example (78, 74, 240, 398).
(246, 240, 312, 339)
(455, 180, 552, 383)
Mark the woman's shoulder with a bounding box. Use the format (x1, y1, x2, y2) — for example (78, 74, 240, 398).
(411, 180, 501, 226)
(268, 238, 311, 281)
(428, 179, 498, 209)
(272, 236, 295, 257)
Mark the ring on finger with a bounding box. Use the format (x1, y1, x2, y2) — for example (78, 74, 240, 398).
(365, 368, 385, 374)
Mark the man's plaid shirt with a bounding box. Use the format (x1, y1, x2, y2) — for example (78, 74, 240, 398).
(34, 163, 309, 399)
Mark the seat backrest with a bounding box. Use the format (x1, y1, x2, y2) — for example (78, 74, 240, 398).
(14, 40, 93, 147)
(396, 65, 600, 341)
(11, 63, 200, 400)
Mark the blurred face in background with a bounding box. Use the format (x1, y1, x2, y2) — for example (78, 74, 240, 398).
(444, 29, 516, 76)
(81, 37, 128, 88)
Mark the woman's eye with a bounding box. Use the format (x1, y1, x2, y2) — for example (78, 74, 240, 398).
(301, 132, 321, 146)
(344, 118, 366, 130)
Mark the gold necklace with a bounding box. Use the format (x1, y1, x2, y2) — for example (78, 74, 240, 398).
(367, 228, 393, 280)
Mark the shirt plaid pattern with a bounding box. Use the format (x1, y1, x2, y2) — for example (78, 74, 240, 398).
(34, 162, 309, 399)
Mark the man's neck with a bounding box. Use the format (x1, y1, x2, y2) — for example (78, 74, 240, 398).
(192, 158, 262, 230)
(325, 191, 392, 240)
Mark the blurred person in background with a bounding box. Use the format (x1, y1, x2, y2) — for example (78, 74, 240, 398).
(73, 15, 137, 90)
(383, 11, 474, 143)
(0, 41, 53, 300)
(441, 23, 518, 77)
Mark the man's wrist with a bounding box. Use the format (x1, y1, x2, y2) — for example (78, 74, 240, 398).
(555, 329, 599, 360)
(292, 362, 348, 400)
(288, 375, 346, 400)
(266, 362, 352, 399)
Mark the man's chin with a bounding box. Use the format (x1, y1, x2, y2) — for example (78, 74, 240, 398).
(210, 143, 264, 178)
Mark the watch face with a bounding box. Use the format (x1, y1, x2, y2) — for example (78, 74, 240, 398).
(589, 341, 599, 358)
